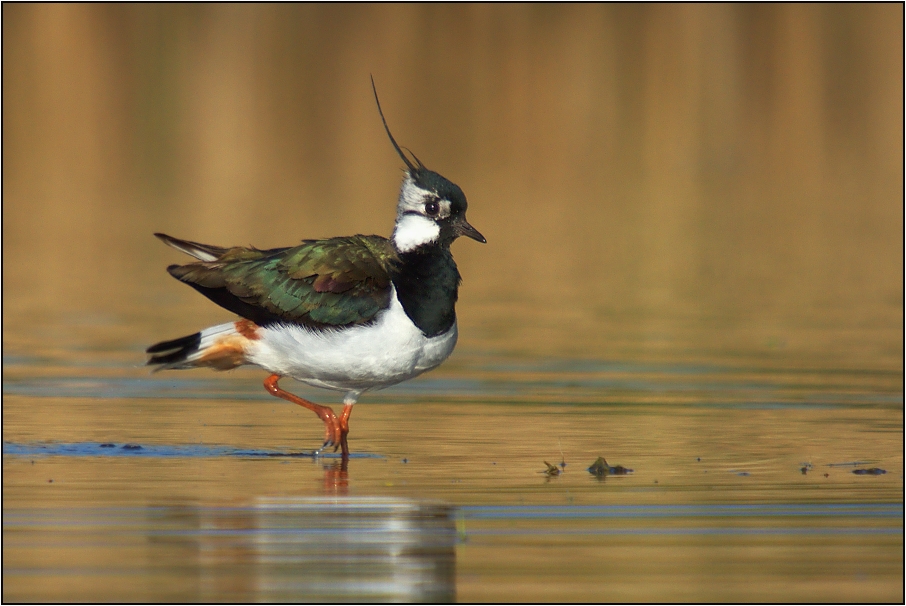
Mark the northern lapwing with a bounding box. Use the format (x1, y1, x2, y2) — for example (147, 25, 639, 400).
(146, 81, 485, 458)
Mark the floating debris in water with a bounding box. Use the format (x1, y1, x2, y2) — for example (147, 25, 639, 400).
(542, 461, 561, 477)
(587, 457, 633, 477)
(588, 457, 607, 476)
(852, 468, 886, 475)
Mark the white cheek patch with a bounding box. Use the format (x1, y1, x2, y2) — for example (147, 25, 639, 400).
(393, 213, 440, 252)
(436, 199, 452, 220)
(399, 177, 428, 213)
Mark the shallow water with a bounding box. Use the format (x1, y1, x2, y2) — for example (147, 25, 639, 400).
(3, 310, 903, 602)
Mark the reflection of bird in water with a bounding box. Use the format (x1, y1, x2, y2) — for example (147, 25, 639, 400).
(323, 460, 349, 495)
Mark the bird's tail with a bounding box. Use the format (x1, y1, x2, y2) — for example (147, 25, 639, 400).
(146, 321, 256, 371)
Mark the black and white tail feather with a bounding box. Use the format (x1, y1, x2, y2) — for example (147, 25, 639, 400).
(146, 322, 241, 371)
(146, 233, 250, 371)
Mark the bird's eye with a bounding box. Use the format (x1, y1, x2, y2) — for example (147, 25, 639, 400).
(424, 199, 440, 217)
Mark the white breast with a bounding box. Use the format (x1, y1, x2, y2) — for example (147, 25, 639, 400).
(246, 287, 458, 393)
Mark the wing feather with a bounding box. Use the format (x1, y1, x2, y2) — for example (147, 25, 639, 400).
(159, 233, 397, 328)
(155, 233, 229, 262)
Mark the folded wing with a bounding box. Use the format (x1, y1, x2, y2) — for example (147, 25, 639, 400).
(158, 233, 398, 328)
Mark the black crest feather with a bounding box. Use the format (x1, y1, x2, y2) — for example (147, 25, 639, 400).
(371, 76, 423, 172)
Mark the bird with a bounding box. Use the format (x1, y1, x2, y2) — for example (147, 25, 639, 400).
(146, 80, 485, 458)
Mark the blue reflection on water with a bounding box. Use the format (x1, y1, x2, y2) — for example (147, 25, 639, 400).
(460, 504, 903, 519)
(462, 527, 901, 536)
(3, 374, 900, 409)
(1, 442, 379, 459)
(454, 503, 903, 537)
(3, 503, 900, 539)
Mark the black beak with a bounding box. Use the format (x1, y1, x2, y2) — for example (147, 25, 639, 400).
(456, 218, 486, 244)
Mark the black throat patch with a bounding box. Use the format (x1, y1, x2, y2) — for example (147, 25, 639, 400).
(390, 246, 461, 337)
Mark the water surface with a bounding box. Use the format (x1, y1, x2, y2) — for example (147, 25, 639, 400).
(3, 311, 902, 602)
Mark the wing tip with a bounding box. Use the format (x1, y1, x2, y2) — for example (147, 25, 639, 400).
(154, 233, 223, 262)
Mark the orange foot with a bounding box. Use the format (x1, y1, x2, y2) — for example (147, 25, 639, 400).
(263, 374, 354, 458)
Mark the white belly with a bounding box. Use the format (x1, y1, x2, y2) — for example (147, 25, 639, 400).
(246, 291, 458, 393)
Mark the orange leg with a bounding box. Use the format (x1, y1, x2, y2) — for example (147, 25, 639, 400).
(263, 374, 349, 457)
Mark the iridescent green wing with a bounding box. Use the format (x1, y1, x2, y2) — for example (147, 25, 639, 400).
(167, 235, 399, 328)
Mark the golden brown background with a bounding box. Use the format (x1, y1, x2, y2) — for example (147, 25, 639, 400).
(3, 6, 903, 602)
(3, 3, 903, 367)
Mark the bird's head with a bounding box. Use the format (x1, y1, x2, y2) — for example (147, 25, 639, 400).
(372, 78, 486, 253)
